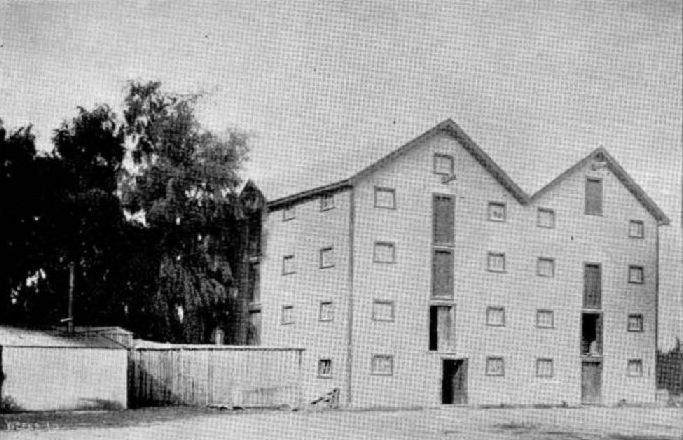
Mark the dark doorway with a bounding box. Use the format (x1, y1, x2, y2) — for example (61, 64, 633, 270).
(581, 313, 602, 356)
(442, 359, 467, 404)
(581, 361, 602, 404)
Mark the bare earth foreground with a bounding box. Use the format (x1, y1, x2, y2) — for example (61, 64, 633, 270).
(2, 407, 681, 440)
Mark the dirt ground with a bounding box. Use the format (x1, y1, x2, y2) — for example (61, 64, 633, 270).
(1, 406, 681, 440)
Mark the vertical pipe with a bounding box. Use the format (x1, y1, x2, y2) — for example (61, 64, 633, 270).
(655, 226, 660, 355)
(346, 187, 356, 407)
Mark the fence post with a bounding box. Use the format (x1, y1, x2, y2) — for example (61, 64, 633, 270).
(207, 349, 213, 406)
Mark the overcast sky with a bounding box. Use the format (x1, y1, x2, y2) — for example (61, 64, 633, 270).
(1, 0, 681, 345)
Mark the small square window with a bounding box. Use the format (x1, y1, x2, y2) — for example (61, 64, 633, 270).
(282, 206, 295, 221)
(281, 305, 294, 325)
(488, 202, 506, 222)
(628, 266, 644, 284)
(318, 359, 332, 378)
(629, 220, 644, 238)
(487, 252, 506, 273)
(627, 359, 643, 377)
(282, 255, 296, 275)
(486, 307, 505, 327)
(371, 355, 394, 376)
(627, 314, 643, 332)
(536, 310, 554, 328)
(434, 154, 454, 176)
(537, 258, 555, 277)
(374, 242, 396, 263)
(319, 301, 334, 322)
(320, 247, 334, 269)
(320, 194, 334, 211)
(486, 357, 505, 376)
(372, 300, 395, 322)
(374, 187, 396, 209)
(536, 358, 554, 377)
(537, 208, 555, 228)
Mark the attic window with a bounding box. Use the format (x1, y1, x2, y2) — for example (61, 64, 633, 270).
(320, 194, 334, 211)
(434, 154, 454, 176)
(283, 206, 295, 221)
(629, 220, 644, 238)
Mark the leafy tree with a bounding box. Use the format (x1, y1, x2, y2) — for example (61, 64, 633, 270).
(0, 120, 41, 322)
(47, 105, 126, 328)
(0, 107, 127, 327)
(122, 81, 248, 343)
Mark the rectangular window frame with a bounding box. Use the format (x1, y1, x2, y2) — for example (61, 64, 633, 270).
(485, 356, 505, 376)
(536, 358, 554, 378)
(629, 220, 644, 239)
(372, 300, 395, 322)
(627, 359, 643, 377)
(320, 194, 334, 211)
(281, 305, 294, 325)
(433, 153, 454, 176)
(487, 252, 506, 273)
(319, 246, 334, 269)
(319, 301, 334, 322)
(317, 359, 332, 379)
(536, 309, 555, 329)
(374, 186, 396, 209)
(370, 355, 394, 376)
(373, 241, 396, 264)
(627, 314, 644, 332)
(282, 206, 295, 221)
(537, 257, 555, 278)
(585, 178, 603, 216)
(628, 266, 644, 284)
(282, 255, 296, 275)
(537, 208, 556, 229)
(486, 306, 506, 327)
(488, 202, 506, 222)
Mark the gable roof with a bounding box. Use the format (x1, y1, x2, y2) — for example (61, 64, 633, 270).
(267, 120, 669, 226)
(530, 147, 670, 225)
(269, 119, 528, 208)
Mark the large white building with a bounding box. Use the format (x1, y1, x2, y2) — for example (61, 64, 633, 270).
(253, 119, 669, 407)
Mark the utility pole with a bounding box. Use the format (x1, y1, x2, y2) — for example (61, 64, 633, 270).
(67, 261, 75, 333)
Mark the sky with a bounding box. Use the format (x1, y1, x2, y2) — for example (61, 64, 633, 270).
(1, 0, 681, 346)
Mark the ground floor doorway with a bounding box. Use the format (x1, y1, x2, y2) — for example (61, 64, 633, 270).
(442, 359, 467, 404)
(581, 360, 602, 404)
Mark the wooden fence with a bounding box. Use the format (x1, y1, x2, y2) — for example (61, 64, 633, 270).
(128, 346, 304, 408)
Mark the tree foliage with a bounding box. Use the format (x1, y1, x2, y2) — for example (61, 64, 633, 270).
(122, 81, 248, 342)
(1, 82, 249, 344)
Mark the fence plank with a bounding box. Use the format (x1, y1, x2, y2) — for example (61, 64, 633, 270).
(128, 347, 303, 408)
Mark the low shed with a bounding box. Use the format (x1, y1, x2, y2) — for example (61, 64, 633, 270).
(0, 326, 128, 411)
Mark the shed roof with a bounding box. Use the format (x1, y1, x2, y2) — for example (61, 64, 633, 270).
(0, 326, 126, 349)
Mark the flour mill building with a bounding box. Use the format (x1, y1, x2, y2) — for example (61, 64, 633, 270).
(248, 119, 669, 407)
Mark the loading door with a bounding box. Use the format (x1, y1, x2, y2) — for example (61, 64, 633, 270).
(442, 359, 467, 404)
(581, 361, 602, 404)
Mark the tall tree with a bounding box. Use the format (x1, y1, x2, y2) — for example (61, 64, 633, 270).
(0, 120, 41, 322)
(9, 105, 128, 328)
(122, 81, 248, 343)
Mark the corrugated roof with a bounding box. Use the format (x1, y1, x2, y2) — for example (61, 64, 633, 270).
(0, 326, 126, 349)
